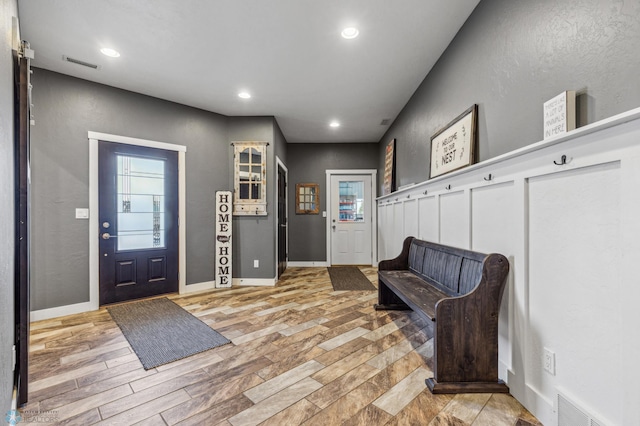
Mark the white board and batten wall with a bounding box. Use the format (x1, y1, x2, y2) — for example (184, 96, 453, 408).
(376, 107, 640, 426)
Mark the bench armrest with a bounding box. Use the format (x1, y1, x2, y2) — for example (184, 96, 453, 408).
(433, 253, 509, 384)
(378, 236, 415, 271)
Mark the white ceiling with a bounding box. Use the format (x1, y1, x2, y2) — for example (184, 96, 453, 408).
(17, 0, 479, 143)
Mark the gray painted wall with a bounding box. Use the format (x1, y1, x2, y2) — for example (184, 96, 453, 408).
(287, 143, 379, 262)
(228, 117, 279, 279)
(30, 69, 240, 310)
(273, 119, 287, 167)
(0, 0, 17, 413)
(273, 120, 288, 270)
(378, 0, 640, 190)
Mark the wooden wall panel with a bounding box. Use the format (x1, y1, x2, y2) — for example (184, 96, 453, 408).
(527, 162, 622, 412)
(439, 190, 468, 249)
(471, 181, 516, 377)
(403, 199, 418, 240)
(418, 196, 438, 242)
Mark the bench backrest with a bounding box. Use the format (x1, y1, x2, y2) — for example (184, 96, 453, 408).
(408, 239, 487, 296)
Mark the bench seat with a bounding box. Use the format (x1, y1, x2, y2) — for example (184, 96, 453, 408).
(377, 270, 454, 321)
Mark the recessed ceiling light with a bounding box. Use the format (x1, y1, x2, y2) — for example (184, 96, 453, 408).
(329, 121, 340, 128)
(341, 27, 359, 39)
(100, 47, 120, 58)
(238, 92, 251, 99)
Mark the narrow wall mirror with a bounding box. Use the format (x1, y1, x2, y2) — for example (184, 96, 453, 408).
(296, 183, 319, 214)
(233, 141, 267, 215)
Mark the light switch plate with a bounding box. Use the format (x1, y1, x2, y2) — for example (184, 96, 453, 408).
(75, 208, 89, 219)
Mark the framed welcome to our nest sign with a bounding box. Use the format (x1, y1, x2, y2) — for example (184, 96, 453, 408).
(429, 104, 478, 178)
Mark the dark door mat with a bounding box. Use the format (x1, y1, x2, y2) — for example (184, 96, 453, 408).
(107, 297, 231, 369)
(327, 266, 376, 291)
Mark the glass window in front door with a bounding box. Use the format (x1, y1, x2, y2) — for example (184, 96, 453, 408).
(339, 180, 364, 222)
(117, 155, 166, 250)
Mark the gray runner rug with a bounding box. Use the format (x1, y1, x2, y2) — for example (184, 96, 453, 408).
(107, 297, 231, 370)
(327, 266, 376, 291)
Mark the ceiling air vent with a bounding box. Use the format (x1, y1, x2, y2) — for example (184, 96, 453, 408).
(380, 118, 391, 126)
(62, 55, 100, 70)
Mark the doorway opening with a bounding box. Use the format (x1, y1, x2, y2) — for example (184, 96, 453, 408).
(98, 141, 179, 305)
(88, 132, 186, 308)
(276, 157, 288, 278)
(325, 169, 377, 266)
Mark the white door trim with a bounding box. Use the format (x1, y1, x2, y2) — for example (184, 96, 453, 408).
(325, 169, 378, 266)
(88, 131, 189, 312)
(276, 156, 288, 280)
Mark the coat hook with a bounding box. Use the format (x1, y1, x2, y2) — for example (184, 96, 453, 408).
(554, 155, 567, 165)
(423, 190, 428, 195)
(445, 184, 451, 190)
(406, 195, 411, 199)
(484, 173, 493, 181)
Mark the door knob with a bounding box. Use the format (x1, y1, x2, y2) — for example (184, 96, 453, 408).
(101, 232, 117, 240)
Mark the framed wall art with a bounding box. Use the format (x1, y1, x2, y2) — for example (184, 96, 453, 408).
(295, 183, 319, 214)
(429, 104, 478, 178)
(543, 90, 576, 140)
(383, 138, 396, 195)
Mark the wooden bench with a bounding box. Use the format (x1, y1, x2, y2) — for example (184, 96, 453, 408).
(375, 236, 510, 394)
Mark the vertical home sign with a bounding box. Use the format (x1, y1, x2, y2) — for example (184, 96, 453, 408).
(216, 191, 232, 288)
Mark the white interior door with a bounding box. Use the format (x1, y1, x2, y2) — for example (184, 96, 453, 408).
(330, 174, 372, 265)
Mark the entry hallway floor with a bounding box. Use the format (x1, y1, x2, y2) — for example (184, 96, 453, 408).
(26, 267, 542, 425)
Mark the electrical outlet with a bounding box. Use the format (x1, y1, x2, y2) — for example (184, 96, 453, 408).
(543, 347, 555, 375)
(253, 259, 259, 268)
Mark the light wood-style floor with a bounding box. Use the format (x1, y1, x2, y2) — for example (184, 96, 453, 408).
(26, 267, 542, 426)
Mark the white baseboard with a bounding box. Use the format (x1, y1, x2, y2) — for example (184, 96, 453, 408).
(30, 279, 217, 322)
(31, 301, 98, 322)
(507, 370, 555, 426)
(30, 277, 274, 321)
(182, 280, 216, 293)
(233, 277, 277, 287)
(288, 261, 329, 267)
(499, 359, 509, 384)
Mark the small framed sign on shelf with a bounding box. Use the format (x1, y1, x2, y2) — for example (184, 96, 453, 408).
(543, 90, 576, 140)
(430, 104, 478, 178)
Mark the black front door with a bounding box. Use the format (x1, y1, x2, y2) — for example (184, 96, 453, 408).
(98, 141, 179, 305)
